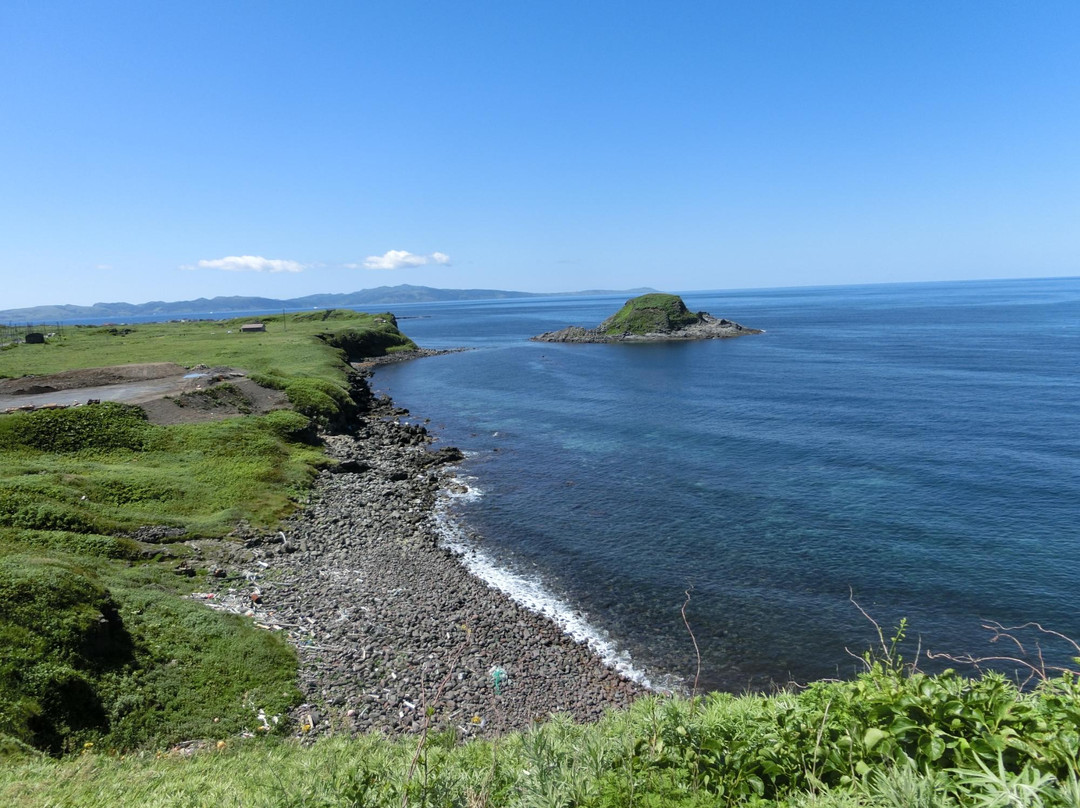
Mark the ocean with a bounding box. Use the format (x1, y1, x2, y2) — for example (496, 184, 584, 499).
(370, 277, 1080, 692)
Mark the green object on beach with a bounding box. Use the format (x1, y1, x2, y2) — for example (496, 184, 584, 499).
(489, 666, 508, 695)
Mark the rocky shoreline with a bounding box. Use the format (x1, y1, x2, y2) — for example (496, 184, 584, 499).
(190, 376, 646, 740)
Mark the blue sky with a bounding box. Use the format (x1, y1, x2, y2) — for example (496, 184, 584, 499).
(2, 1, 1077, 308)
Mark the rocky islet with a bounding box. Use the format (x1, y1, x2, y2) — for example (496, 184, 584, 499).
(532, 292, 762, 343)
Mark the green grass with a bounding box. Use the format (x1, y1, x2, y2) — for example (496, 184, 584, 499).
(0, 310, 414, 756)
(3, 664, 1080, 806)
(599, 293, 704, 336)
(0, 405, 314, 755)
(0, 543, 300, 757)
(0, 309, 416, 380)
(0, 405, 329, 537)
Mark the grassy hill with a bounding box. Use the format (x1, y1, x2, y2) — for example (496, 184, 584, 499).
(0, 309, 415, 380)
(598, 293, 705, 336)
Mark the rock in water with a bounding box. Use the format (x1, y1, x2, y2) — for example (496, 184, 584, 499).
(532, 293, 762, 343)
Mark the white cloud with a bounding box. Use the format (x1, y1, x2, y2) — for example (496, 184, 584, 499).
(357, 250, 452, 270)
(186, 255, 306, 273)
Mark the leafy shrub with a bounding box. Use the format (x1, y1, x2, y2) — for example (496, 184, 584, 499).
(0, 486, 108, 534)
(1, 502, 98, 533)
(602, 663, 1080, 806)
(92, 478, 177, 506)
(0, 403, 149, 453)
(0, 529, 139, 559)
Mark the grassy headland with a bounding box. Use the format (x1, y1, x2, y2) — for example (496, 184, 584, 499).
(0, 309, 416, 379)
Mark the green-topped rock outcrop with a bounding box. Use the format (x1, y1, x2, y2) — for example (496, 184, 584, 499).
(532, 293, 761, 343)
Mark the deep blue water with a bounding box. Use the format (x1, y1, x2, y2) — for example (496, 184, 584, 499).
(371, 278, 1080, 691)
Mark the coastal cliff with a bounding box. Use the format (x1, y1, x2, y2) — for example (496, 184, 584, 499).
(532, 293, 761, 343)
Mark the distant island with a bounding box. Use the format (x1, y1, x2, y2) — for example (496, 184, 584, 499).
(0, 284, 659, 324)
(532, 293, 762, 343)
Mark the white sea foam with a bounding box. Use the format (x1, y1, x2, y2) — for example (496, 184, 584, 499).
(434, 472, 662, 691)
(434, 469, 484, 505)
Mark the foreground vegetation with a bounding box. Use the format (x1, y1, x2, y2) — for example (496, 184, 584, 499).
(3, 659, 1080, 807)
(0, 311, 414, 754)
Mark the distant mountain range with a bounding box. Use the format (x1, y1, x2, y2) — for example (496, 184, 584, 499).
(0, 284, 658, 323)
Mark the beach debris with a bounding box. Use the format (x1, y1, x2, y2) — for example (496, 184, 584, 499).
(489, 666, 508, 695)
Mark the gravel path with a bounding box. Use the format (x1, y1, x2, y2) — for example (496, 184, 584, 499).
(191, 390, 645, 739)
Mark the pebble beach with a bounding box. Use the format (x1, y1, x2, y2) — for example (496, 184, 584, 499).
(191, 374, 645, 739)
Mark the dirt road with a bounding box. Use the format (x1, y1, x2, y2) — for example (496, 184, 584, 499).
(0, 363, 287, 424)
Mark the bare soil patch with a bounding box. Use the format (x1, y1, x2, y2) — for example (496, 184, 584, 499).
(0, 362, 188, 394)
(140, 377, 289, 425)
(0, 363, 288, 425)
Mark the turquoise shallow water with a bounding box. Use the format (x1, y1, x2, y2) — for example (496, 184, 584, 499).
(373, 278, 1080, 691)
